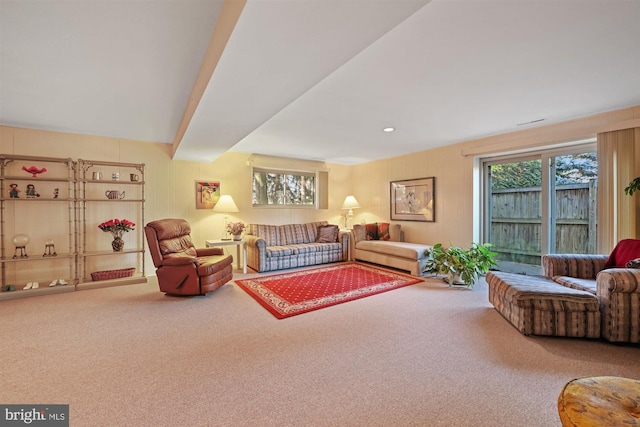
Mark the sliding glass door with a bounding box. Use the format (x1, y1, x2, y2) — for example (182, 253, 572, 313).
(483, 144, 597, 273)
(550, 151, 598, 255)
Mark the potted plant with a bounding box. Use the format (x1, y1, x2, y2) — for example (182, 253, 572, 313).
(423, 242, 498, 288)
(226, 222, 246, 241)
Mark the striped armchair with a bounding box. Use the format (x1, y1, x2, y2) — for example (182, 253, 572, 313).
(543, 249, 640, 343)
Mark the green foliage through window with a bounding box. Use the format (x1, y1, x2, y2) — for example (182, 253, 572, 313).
(490, 160, 542, 190)
(252, 169, 316, 206)
(490, 152, 597, 190)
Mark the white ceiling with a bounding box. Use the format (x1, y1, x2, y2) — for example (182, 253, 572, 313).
(2, 0, 640, 165)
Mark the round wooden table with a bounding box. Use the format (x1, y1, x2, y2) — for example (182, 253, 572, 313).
(558, 376, 640, 426)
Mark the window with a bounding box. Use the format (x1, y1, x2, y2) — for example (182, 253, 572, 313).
(482, 143, 597, 274)
(252, 168, 316, 207)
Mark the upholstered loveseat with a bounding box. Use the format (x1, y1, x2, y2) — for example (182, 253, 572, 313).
(542, 239, 640, 343)
(488, 239, 640, 343)
(351, 223, 432, 276)
(244, 221, 349, 273)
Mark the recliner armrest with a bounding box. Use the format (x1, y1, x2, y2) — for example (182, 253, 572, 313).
(162, 256, 197, 266)
(196, 247, 223, 257)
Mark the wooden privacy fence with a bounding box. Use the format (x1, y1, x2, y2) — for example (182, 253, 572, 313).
(490, 182, 597, 265)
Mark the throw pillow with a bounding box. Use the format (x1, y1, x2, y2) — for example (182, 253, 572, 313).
(604, 239, 640, 268)
(316, 225, 339, 243)
(377, 222, 391, 241)
(626, 258, 640, 269)
(365, 223, 378, 240)
(352, 224, 366, 243)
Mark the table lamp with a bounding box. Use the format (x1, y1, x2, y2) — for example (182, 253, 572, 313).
(213, 195, 239, 240)
(341, 195, 360, 229)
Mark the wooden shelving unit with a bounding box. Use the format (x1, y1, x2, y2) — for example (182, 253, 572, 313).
(0, 155, 77, 300)
(0, 155, 148, 300)
(76, 159, 147, 290)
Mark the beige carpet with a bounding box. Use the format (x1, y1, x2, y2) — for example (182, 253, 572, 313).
(1, 264, 639, 426)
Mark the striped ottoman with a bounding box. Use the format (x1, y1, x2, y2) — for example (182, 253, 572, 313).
(487, 271, 601, 338)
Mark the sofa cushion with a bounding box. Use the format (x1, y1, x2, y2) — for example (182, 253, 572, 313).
(279, 222, 328, 245)
(316, 225, 338, 243)
(389, 224, 402, 242)
(365, 223, 378, 240)
(249, 224, 280, 246)
(266, 246, 295, 257)
(356, 240, 431, 261)
(604, 239, 640, 268)
(377, 222, 391, 241)
(292, 242, 342, 254)
(552, 276, 597, 294)
(353, 224, 367, 243)
(352, 223, 402, 243)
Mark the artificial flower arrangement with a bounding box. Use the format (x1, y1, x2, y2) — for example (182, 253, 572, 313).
(98, 218, 136, 235)
(226, 221, 246, 235)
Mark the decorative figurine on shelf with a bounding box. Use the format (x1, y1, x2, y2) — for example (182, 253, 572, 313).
(12, 234, 30, 259)
(43, 240, 57, 257)
(21, 165, 47, 178)
(53, 188, 59, 199)
(25, 184, 40, 198)
(8, 183, 20, 198)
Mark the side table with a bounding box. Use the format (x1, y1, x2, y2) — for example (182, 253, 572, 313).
(340, 229, 354, 261)
(205, 239, 247, 274)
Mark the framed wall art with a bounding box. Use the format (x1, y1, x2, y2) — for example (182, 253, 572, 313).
(195, 181, 220, 209)
(390, 177, 435, 222)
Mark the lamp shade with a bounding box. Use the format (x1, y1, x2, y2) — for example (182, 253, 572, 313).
(213, 195, 239, 213)
(342, 196, 360, 210)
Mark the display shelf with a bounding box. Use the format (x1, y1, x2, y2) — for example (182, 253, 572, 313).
(76, 274, 147, 291)
(0, 253, 74, 262)
(0, 198, 74, 202)
(0, 283, 75, 301)
(0, 154, 76, 300)
(77, 159, 146, 287)
(80, 248, 142, 257)
(83, 179, 146, 185)
(81, 199, 144, 202)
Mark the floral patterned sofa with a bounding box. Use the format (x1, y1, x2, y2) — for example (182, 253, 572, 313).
(244, 221, 349, 273)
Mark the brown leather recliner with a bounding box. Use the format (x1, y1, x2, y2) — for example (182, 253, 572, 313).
(145, 218, 233, 296)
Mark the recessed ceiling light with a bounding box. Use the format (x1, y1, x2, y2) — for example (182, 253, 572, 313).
(383, 127, 395, 132)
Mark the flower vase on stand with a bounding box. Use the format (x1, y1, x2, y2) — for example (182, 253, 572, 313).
(226, 222, 246, 242)
(111, 230, 124, 252)
(98, 219, 135, 252)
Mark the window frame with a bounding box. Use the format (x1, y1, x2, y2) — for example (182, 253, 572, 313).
(251, 166, 318, 208)
(480, 140, 597, 272)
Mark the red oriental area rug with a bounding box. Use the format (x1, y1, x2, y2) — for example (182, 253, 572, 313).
(235, 263, 423, 319)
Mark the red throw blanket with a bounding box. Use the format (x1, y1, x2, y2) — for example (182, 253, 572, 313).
(604, 239, 640, 268)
